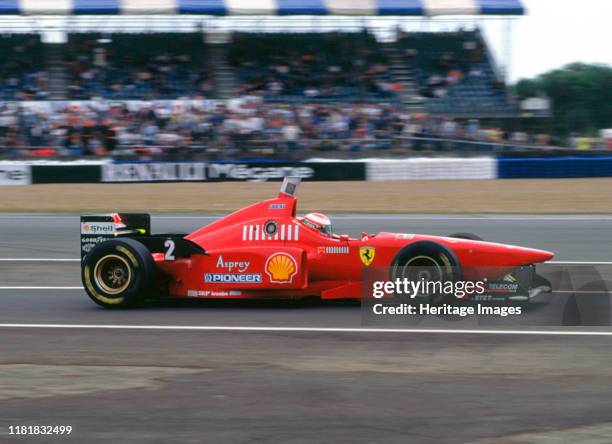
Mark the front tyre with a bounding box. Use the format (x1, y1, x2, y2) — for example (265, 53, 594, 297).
(390, 241, 461, 304)
(82, 238, 156, 308)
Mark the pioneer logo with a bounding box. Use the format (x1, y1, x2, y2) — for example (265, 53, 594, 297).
(204, 273, 262, 283)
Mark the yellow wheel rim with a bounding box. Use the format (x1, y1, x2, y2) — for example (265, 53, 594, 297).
(93, 254, 132, 295)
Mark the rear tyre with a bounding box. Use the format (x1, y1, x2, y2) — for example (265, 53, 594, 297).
(390, 241, 461, 304)
(82, 238, 156, 308)
(448, 232, 483, 241)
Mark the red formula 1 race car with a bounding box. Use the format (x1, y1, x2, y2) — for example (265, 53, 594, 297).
(80, 177, 554, 308)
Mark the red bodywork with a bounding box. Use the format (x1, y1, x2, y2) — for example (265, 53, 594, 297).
(151, 179, 554, 301)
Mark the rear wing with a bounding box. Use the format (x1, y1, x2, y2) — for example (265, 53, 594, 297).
(278, 176, 301, 198)
(80, 213, 150, 259)
(80, 213, 206, 261)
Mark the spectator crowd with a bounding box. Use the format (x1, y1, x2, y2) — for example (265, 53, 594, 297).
(0, 99, 564, 159)
(229, 31, 401, 102)
(0, 35, 48, 100)
(0, 30, 584, 160)
(397, 29, 513, 115)
(66, 33, 213, 100)
(0, 30, 514, 115)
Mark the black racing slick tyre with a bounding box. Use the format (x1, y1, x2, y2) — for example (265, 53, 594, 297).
(390, 241, 461, 304)
(81, 238, 156, 308)
(448, 232, 483, 241)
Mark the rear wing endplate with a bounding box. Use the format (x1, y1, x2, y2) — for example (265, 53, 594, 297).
(278, 176, 301, 198)
(80, 213, 150, 259)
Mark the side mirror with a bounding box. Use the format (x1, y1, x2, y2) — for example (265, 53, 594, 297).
(339, 234, 350, 242)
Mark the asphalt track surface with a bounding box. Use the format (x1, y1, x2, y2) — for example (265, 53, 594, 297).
(3, 214, 612, 443)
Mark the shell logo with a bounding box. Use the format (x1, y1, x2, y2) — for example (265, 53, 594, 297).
(265, 252, 298, 284)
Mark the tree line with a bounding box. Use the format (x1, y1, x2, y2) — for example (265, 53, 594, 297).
(514, 63, 612, 136)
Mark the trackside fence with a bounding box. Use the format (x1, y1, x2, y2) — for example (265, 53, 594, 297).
(4, 157, 612, 185)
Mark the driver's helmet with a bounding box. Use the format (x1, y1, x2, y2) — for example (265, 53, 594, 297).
(301, 212, 333, 236)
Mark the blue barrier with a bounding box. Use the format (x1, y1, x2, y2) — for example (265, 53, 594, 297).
(497, 156, 612, 179)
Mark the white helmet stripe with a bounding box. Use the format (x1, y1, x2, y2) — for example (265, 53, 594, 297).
(306, 213, 330, 226)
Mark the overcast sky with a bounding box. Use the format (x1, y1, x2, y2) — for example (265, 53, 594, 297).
(489, 0, 612, 82)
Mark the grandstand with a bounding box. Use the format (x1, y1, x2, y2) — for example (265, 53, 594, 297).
(398, 29, 514, 116)
(0, 34, 47, 100)
(0, 29, 513, 113)
(228, 31, 397, 103)
(0, 0, 533, 159)
(66, 33, 212, 100)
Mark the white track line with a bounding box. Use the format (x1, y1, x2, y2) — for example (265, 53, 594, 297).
(550, 261, 612, 265)
(0, 324, 612, 336)
(2, 259, 612, 265)
(2, 214, 612, 221)
(151, 215, 612, 221)
(0, 286, 83, 290)
(330, 216, 612, 221)
(3, 287, 609, 294)
(1, 287, 610, 294)
(0, 258, 79, 262)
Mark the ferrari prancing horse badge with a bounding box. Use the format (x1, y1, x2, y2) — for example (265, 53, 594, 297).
(359, 246, 375, 266)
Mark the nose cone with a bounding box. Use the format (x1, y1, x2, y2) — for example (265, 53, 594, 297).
(520, 247, 555, 264)
(467, 240, 555, 267)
